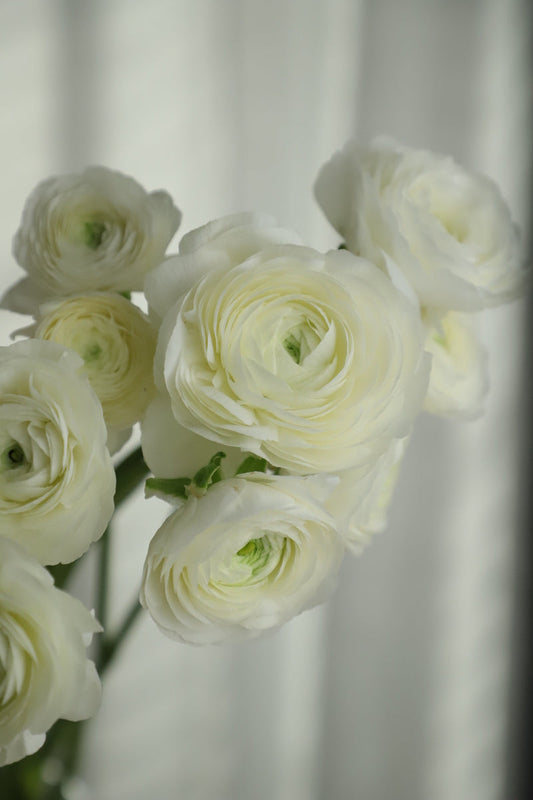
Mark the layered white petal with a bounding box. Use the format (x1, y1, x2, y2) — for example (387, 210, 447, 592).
(145, 212, 302, 324)
(140, 474, 344, 644)
(6, 167, 181, 309)
(157, 244, 428, 475)
(327, 438, 408, 553)
(141, 393, 243, 481)
(315, 138, 525, 311)
(423, 310, 489, 419)
(0, 537, 101, 765)
(0, 339, 115, 564)
(34, 293, 157, 430)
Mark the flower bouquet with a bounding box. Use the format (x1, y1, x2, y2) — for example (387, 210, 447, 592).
(0, 139, 525, 798)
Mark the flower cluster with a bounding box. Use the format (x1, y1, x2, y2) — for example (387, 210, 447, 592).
(315, 139, 525, 417)
(0, 143, 524, 766)
(1, 169, 180, 766)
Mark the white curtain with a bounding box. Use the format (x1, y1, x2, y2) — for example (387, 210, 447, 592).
(0, 2, 529, 799)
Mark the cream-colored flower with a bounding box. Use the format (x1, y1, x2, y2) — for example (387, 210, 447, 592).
(155, 244, 429, 475)
(423, 310, 488, 419)
(0, 536, 101, 766)
(0, 339, 115, 565)
(144, 212, 302, 324)
(327, 438, 408, 553)
(140, 474, 344, 644)
(315, 139, 525, 311)
(4, 167, 181, 313)
(34, 293, 157, 430)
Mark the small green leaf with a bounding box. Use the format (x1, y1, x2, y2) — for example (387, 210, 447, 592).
(145, 476, 191, 500)
(119, 291, 132, 300)
(192, 451, 226, 489)
(235, 455, 269, 475)
(337, 242, 347, 250)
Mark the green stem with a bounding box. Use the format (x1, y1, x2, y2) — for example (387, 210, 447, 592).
(94, 446, 149, 669)
(95, 524, 111, 638)
(0, 448, 151, 799)
(39, 720, 84, 800)
(0, 719, 84, 800)
(98, 595, 144, 674)
(114, 446, 150, 507)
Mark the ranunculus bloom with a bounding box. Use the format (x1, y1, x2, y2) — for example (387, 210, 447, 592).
(140, 474, 344, 644)
(327, 438, 408, 553)
(0, 536, 101, 766)
(3, 167, 181, 313)
(314, 139, 525, 311)
(153, 244, 429, 475)
(423, 310, 488, 419)
(0, 339, 115, 565)
(144, 212, 303, 324)
(34, 293, 157, 431)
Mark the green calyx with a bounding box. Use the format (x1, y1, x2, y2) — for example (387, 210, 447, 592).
(145, 452, 280, 505)
(235, 455, 269, 475)
(192, 451, 225, 490)
(145, 452, 226, 502)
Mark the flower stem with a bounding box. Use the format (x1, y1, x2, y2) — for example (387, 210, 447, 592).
(95, 525, 111, 636)
(114, 446, 150, 507)
(94, 446, 149, 669)
(98, 595, 143, 674)
(0, 448, 151, 799)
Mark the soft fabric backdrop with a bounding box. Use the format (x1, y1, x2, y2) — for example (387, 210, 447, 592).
(0, 2, 529, 799)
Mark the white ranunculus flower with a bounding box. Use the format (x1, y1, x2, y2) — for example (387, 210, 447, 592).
(0, 536, 101, 766)
(144, 212, 302, 324)
(3, 167, 181, 313)
(314, 139, 525, 311)
(0, 339, 115, 565)
(156, 244, 429, 475)
(327, 438, 408, 553)
(423, 310, 489, 419)
(140, 474, 344, 644)
(34, 293, 157, 431)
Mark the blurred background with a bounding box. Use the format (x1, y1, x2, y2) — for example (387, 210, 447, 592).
(0, 1, 530, 799)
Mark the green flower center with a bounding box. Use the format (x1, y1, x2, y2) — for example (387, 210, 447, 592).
(83, 343, 103, 363)
(1, 442, 26, 471)
(236, 537, 273, 574)
(231, 533, 288, 582)
(84, 220, 107, 249)
(283, 320, 321, 365)
(283, 334, 302, 364)
(208, 532, 291, 591)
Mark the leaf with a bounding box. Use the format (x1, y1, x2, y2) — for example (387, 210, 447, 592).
(192, 451, 226, 489)
(235, 455, 269, 475)
(145, 476, 191, 500)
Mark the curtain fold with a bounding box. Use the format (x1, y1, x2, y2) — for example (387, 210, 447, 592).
(0, 2, 528, 799)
